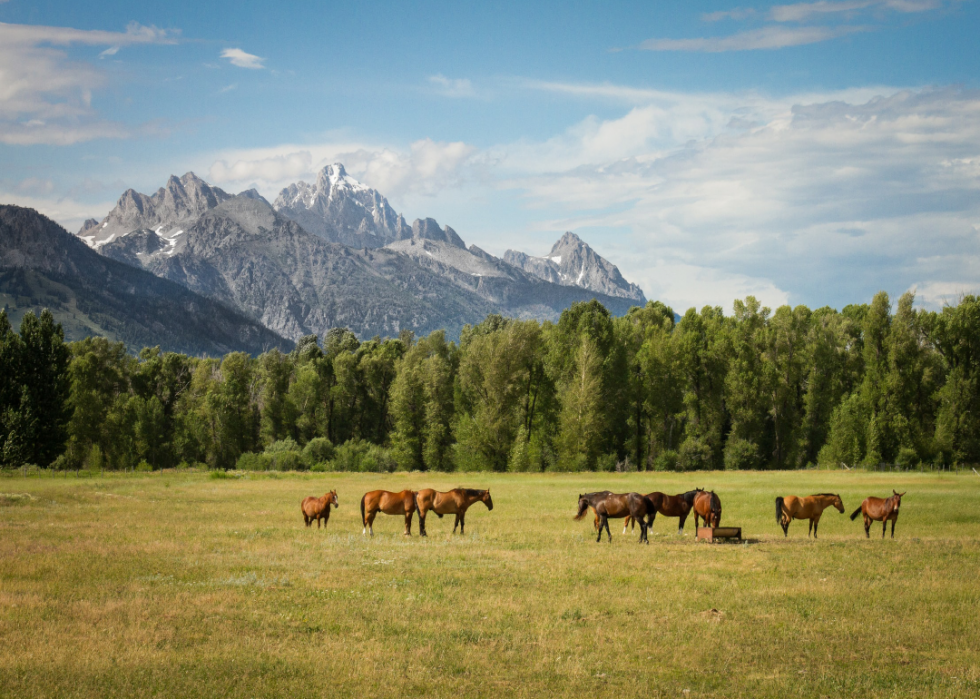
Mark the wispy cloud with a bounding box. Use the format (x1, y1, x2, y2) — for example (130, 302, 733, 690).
(770, 0, 940, 22)
(428, 74, 476, 97)
(218, 83, 238, 94)
(639, 25, 865, 52)
(702, 7, 759, 21)
(220, 48, 265, 69)
(641, 0, 947, 52)
(0, 21, 179, 145)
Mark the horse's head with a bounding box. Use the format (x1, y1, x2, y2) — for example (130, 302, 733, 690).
(832, 494, 844, 513)
(482, 488, 494, 511)
(574, 494, 590, 520)
(710, 491, 722, 525)
(892, 490, 906, 511)
(329, 490, 339, 508)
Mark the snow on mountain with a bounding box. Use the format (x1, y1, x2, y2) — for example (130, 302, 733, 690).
(272, 163, 411, 248)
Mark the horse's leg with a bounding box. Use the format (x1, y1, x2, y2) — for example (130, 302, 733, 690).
(304, 515, 310, 527)
(596, 514, 605, 543)
(678, 512, 687, 536)
(639, 519, 649, 544)
(459, 512, 466, 536)
(813, 517, 819, 539)
(405, 510, 414, 536)
(453, 514, 460, 534)
(891, 516, 896, 538)
(604, 516, 612, 543)
(623, 516, 630, 535)
(882, 520, 887, 539)
(366, 510, 377, 537)
(808, 519, 813, 538)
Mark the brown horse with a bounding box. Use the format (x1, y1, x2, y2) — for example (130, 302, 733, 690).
(776, 493, 844, 538)
(624, 488, 702, 535)
(301, 490, 338, 529)
(693, 490, 722, 529)
(360, 490, 417, 537)
(416, 488, 494, 536)
(575, 492, 656, 543)
(850, 490, 905, 538)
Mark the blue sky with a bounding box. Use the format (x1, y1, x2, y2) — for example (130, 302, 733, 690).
(2, 0, 979, 311)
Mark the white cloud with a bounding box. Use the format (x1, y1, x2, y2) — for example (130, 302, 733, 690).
(638, 24, 866, 52)
(489, 86, 980, 310)
(0, 21, 178, 145)
(428, 74, 475, 97)
(0, 188, 117, 236)
(218, 83, 238, 94)
(912, 281, 980, 307)
(207, 138, 478, 200)
(770, 0, 940, 22)
(220, 48, 265, 70)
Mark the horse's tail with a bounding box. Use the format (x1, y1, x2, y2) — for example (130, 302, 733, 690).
(775, 496, 784, 525)
(360, 494, 366, 525)
(850, 505, 863, 521)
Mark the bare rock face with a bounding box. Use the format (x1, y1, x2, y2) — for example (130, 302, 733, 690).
(77, 172, 232, 249)
(272, 163, 411, 248)
(504, 232, 646, 304)
(0, 204, 291, 355)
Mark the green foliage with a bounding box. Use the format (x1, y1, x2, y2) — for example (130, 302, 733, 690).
(9, 292, 980, 475)
(302, 437, 334, 465)
(678, 437, 713, 472)
(135, 460, 153, 472)
(724, 437, 761, 471)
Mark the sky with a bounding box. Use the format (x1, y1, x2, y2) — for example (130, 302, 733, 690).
(1, 0, 979, 313)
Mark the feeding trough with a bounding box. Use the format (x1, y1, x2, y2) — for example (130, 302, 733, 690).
(696, 526, 742, 542)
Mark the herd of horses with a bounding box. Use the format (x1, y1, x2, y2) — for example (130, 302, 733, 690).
(301, 485, 907, 541)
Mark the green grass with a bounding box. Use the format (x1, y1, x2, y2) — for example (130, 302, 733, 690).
(1, 470, 978, 698)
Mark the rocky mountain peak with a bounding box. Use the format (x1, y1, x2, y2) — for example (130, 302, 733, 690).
(412, 218, 466, 248)
(272, 163, 410, 248)
(503, 232, 646, 304)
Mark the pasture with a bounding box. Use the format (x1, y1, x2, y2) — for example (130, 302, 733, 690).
(1, 470, 979, 698)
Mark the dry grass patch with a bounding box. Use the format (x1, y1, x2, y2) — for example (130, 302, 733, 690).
(0, 470, 978, 697)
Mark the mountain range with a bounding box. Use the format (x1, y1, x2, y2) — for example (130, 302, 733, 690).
(2, 164, 647, 352)
(1, 205, 291, 355)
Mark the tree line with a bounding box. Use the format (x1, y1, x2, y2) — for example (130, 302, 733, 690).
(1, 291, 978, 472)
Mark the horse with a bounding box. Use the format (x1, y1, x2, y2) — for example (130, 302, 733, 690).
(360, 490, 417, 536)
(850, 490, 905, 538)
(416, 488, 493, 536)
(693, 490, 722, 529)
(301, 490, 338, 529)
(575, 492, 657, 544)
(624, 488, 702, 535)
(775, 493, 844, 538)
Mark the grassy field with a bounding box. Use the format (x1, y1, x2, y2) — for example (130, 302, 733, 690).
(1, 469, 978, 698)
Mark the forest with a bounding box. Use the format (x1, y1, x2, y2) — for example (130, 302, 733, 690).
(1, 291, 978, 472)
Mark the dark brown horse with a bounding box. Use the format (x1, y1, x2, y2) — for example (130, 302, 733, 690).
(693, 490, 722, 529)
(301, 490, 338, 529)
(776, 493, 844, 538)
(360, 490, 417, 537)
(624, 488, 702, 535)
(575, 492, 657, 543)
(850, 490, 905, 538)
(416, 488, 493, 536)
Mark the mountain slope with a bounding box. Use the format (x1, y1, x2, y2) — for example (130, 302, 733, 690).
(1, 205, 291, 355)
(504, 232, 646, 303)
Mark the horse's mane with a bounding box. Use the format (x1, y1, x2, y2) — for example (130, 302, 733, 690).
(680, 489, 702, 503)
(459, 488, 486, 497)
(813, 493, 838, 497)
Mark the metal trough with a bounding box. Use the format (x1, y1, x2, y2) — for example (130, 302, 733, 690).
(696, 526, 742, 542)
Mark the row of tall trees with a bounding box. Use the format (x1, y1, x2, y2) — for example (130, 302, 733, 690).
(2, 291, 978, 471)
